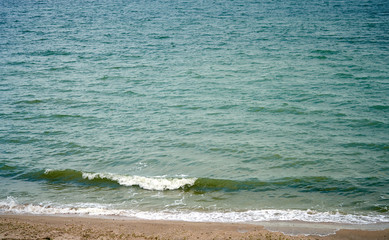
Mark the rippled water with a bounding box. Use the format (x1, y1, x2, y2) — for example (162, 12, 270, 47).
(1, 0, 388, 228)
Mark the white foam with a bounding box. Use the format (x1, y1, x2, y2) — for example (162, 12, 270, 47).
(81, 172, 197, 191)
(134, 209, 389, 225)
(0, 197, 127, 216)
(1, 196, 388, 225)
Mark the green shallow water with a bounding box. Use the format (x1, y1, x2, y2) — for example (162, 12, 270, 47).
(0, 0, 388, 225)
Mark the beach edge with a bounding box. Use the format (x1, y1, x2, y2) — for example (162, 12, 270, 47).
(1, 214, 388, 239)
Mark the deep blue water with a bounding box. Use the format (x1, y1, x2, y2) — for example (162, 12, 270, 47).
(1, 0, 388, 230)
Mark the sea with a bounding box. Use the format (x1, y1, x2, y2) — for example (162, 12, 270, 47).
(1, 0, 388, 235)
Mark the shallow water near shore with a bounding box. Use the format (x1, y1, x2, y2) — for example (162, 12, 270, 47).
(0, 0, 388, 233)
(259, 221, 389, 236)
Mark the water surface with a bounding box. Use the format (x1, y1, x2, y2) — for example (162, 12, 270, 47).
(1, 0, 388, 232)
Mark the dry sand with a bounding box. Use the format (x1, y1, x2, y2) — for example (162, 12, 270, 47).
(0, 214, 388, 240)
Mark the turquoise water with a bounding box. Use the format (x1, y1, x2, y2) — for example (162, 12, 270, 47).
(1, 0, 388, 229)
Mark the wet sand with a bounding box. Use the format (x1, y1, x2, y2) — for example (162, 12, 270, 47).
(0, 214, 388, 239)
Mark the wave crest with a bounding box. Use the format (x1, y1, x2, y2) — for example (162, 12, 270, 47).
(81, 172, 197, 190)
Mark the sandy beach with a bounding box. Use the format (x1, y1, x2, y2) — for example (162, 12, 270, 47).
(0, 214, 388, 240)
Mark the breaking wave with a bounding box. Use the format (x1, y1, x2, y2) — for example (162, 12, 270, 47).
(80, 171, 197, 191)
(29, 169, 198, 191)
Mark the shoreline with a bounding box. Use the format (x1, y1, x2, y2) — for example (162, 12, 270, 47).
(1, 214, 388, 239)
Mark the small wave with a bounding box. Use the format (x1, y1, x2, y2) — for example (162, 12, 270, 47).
(0, 164, 24, 178)
(23, 113, 91, 121)
(370, 105, 389, 111)
(1, 197, 388, 225)
(311, 49, 340, 55)
(342, 142, 389, 151)
(334, 73, 354, 79)
(40, 169, 197, 191)
(30, 50, 72, 56)
(342, 118, 386, 128)
(247, 105, 307, 115)
(17, 169, 374, 195)
(188, 176, 366, 195)
(15, 99, 45, 104)
(51, 114, 85, 119)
